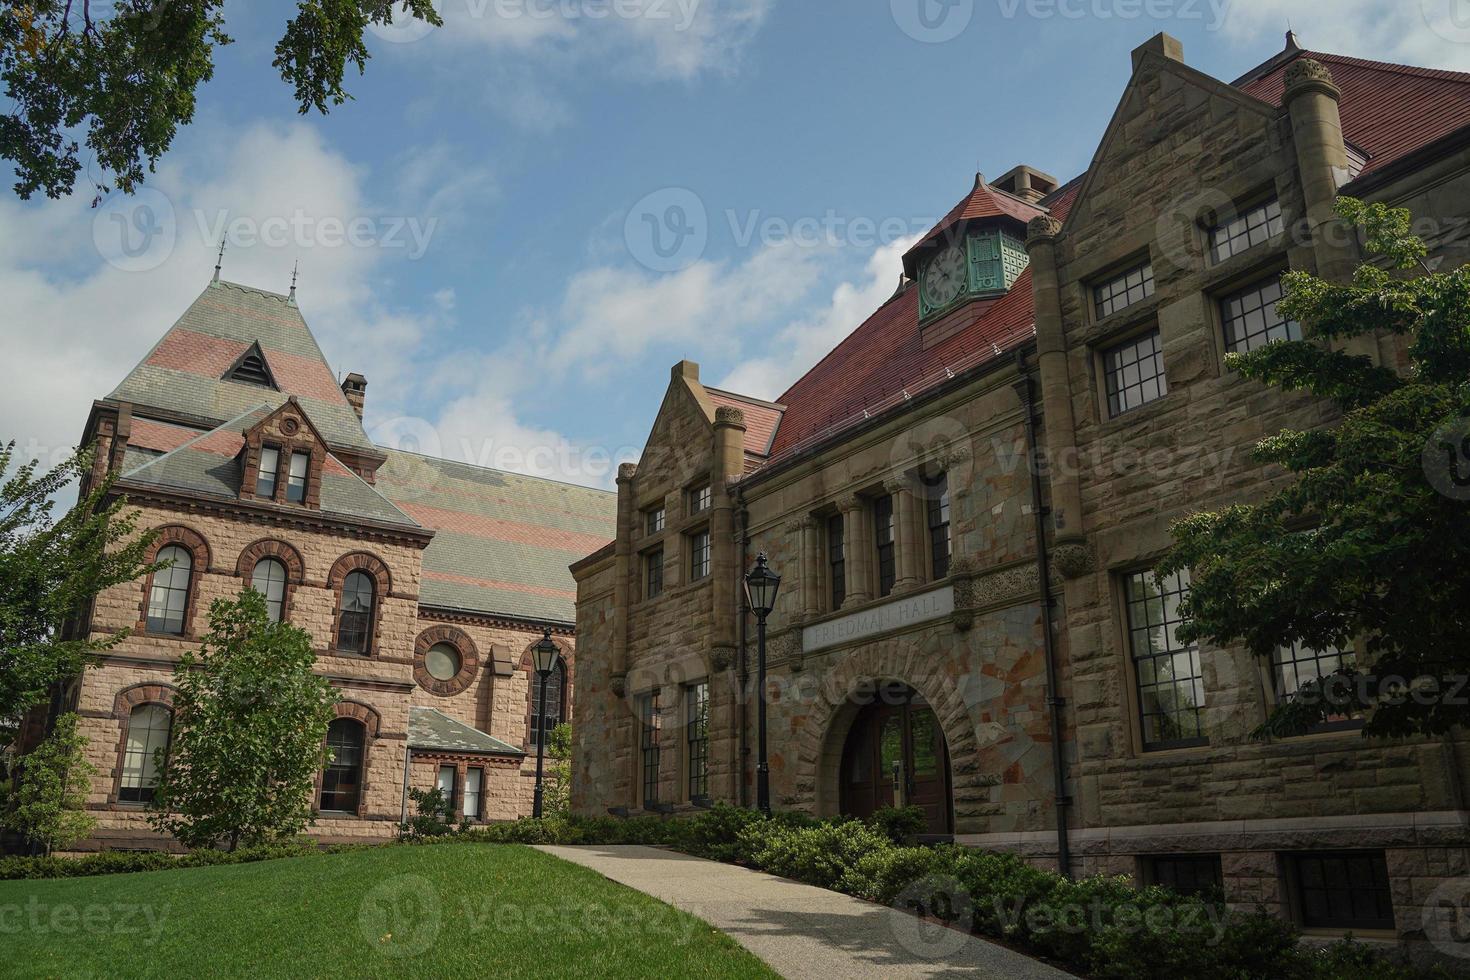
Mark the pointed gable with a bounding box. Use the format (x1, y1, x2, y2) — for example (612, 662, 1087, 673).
(108, 280, 376, 452)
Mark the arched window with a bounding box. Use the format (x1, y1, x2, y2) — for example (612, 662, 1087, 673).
(119, 704, 171, 804)
(337, 571, 374, 653)
(321, 719, 365, 813)
(531, 661, 566, 752)
(425, 643, 461, 682)
(250, 557, 288, 623)
(147, 545, 193, 635)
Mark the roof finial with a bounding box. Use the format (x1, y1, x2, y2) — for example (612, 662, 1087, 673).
(289, 260, 299, 302)
(1285, 25, 1300, 51)
(213, 235, 226, 283)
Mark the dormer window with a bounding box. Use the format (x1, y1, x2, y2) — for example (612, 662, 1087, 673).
(225, 344, 277, 389)
(256, 446, 280, 498)
(241, 403, 323, 509)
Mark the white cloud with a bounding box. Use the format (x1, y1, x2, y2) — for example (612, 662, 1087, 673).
(1218, 0, 1470, 71)
(717, 237, 916, 400)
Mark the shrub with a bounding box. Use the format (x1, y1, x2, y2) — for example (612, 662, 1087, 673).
(868, 805, 928, 844)
(738, 818, 892, 891)
(840, 843, 958, 904)
(399, 787, 465, 840)
(681, 803, 767, 864)
(0, 839, 349, 880)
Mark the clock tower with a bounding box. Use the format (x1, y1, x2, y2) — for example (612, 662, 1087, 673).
(904, 171, 1053, 325)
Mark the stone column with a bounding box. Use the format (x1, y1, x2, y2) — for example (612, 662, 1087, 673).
(1026, 215, 1084, 544)
(794, 516, 821, 619)
(839, 495, 870, 607)
(887, 479, 921, 592)
(1284, 58, 1377, 363)
(611, 463, 637, 695)
(711, 407, 746, 660)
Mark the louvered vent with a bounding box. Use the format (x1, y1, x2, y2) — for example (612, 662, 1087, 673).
(227, 349, 275, 388)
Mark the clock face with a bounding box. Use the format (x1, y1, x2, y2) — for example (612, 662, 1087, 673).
(922, 242, 968, 310)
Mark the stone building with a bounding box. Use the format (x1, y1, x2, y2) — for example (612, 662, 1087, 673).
(31, 277, 615, 849)
(571, 34, 1470, 949)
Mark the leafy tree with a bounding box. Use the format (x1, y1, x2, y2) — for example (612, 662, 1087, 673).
(0, 442, 158, 720)
(543, 722, 572, 818)
(1162, 198, 1470, 739)
(4, 711, 96, 854)
(149, 589, 339, 851)
(0, 0, 442, 200)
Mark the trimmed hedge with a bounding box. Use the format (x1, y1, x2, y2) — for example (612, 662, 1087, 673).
(0, 840, 363, 880)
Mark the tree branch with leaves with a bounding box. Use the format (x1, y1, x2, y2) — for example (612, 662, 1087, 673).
(1161, 197, 1470, 739)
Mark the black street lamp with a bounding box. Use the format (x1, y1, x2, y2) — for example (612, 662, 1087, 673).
(531, 628, 561, 820)
(743, 553, 781, 816)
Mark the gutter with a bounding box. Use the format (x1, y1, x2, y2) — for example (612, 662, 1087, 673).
(400, 746, 414, 826)
(1013, 351, 1073, 878)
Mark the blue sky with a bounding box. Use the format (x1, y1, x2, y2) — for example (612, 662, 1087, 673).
(2, 0, 1462, 488)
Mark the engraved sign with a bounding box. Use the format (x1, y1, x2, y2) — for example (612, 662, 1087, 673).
(802, 585, 955, 654)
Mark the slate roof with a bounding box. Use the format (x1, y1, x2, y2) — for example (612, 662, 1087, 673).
(374, 450, 616, 623)
(747, 41, 1469, 471)
(119, 407, 421, 529)
(409, 707, 524, 756)
(108, 281, 378, 452)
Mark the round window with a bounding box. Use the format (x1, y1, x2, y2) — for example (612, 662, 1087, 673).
(425, 643, 461, 682)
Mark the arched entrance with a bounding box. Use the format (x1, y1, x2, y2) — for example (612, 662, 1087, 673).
(838, 682, 953, 835)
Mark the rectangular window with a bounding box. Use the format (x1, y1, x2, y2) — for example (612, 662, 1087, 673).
(645, 506, 665, 535)
(1145, 854, 1223, 899)
(689, 529, 711, 581)
(1273, 640, 1359, 732)
(1094, 261, 1154, 319)
(1104, 329, 1168, 417)
(1124, 568, 1207, 750)
(1210, 198, 1284, 264)
(926, 472, 951, 580)
(1289, 851, 1395, 931)
(286, 452, 309, 503)
(645, 548, 664, 599)
(687, 682, 709, 800)
(827, 514, 846, 610)
(256, 446, 280, 498)
(874, 495, 896, 598)
(436, 765, 457, 819)
(639, 692, 661, 806)
(463, 768, 483, 820)
(689, 484, 712, 515)
(1222, 277, 1301, 354)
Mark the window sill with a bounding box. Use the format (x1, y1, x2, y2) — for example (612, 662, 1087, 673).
(1082, 294, 1164, 347)
(1094, 389, 1177, 435)
(1138, 738, 1211, 756)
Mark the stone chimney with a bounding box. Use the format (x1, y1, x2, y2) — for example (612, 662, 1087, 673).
(341, 373, 367, 420)
(994, 165, 1060, 204)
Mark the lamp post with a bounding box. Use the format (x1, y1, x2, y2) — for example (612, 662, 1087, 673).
(531, 628, 561, 820)
(743, 553, 781, 816)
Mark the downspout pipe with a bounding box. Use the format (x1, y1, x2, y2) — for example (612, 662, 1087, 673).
(735, 486, 751, 809)
(1014, 351, 1073, 879)
(400, 746, 414, 826)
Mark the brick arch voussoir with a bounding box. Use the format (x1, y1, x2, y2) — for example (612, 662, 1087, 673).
(148, 525, 211, 570)
(327, 551, 392, 595)
(112, 683, 177, 719)
(333, 700, 382, 738)
(235, 538, 306, 582)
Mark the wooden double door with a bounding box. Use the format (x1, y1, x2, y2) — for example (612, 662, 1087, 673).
(838, 684, 953, 836)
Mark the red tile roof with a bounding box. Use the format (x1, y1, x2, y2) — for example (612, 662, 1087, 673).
(765, 185, 1077, 462)
(752, 45, 1468, 470)
(906, 174, 1048, 264)
(1236, 51, 1470, 177)
(706, 388, 785, 458)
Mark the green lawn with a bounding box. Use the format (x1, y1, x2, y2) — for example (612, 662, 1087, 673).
(0, 844, 777, 979)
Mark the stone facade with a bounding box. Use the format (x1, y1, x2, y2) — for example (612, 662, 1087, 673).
(572, 33, 1470, 957)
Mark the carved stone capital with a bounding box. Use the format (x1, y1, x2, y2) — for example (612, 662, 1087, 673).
(710, 646, 736, 673)
(1284, 58, 1340, 101)
(610, 672, 627, 698)
(1026, 215, 1063, 247)
(714, 406, 746, 428)
(1052, 540, 1096, 579)
(838, 494, 865, 515)
(617, 463, 638, 484)
(770, 629, 805, 673)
